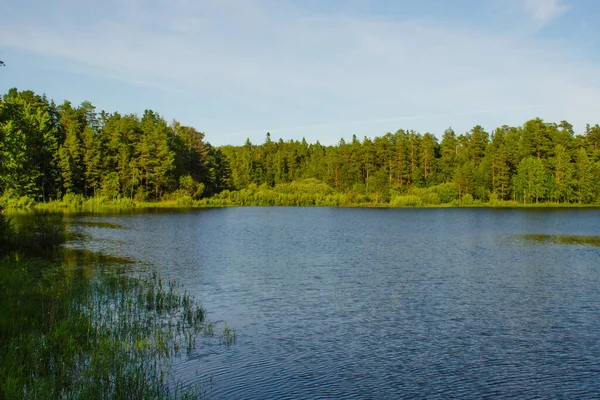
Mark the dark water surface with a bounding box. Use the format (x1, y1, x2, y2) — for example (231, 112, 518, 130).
(71, 207, 600, 399)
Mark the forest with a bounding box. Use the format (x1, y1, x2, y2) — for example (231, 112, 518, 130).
(1, 87, 600, 208)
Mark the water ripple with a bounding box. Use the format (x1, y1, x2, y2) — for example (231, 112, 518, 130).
(83, 208, 600, 399)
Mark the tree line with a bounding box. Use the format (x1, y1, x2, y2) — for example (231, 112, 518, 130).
(220, 121, 600, 205)
(2, 87, 600, 206)
(0, 88, 231, 203)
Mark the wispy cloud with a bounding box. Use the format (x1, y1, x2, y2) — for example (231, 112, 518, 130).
(522, 0, 569, 26)
(0, 0, 597, 145)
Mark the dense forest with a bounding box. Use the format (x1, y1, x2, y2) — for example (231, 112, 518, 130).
(1, 88, 600, 207)
(0, 88, 231, 205)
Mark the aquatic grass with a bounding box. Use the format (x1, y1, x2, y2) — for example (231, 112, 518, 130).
(220, 323, 237, 347)
(70, 220, 128, 229)
(520, 234, 600, 247)
(0, 253, 226, 399)
(0, 212, 236, 399)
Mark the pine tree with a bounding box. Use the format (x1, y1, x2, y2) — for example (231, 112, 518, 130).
(439, 128, 458, 182)
(516, 157, 547, 204)
(574, 147, 595, 204)
(421, 133, 437, 184)
(551, 144, 574, 203)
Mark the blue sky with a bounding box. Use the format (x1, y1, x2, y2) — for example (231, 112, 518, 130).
(1, 0, 599, 146)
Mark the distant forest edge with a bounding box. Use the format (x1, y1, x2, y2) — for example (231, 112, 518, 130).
(2, 88, 600, 209)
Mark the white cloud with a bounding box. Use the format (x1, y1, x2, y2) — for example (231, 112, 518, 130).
(522, 0, 569, 26)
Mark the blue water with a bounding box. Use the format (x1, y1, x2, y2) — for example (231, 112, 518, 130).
(74, 207, 600, 398)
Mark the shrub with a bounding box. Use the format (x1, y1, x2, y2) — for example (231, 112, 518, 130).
(390, 195, 423, 207)
(134, 187, 148, 202)
(432, 183, 459, 204)
(274, 179, 334, 196)
(1, 195, 36, 209)
(457, 193, 474, 206)
(175, 194, 194, 207)
(179, 175, 205, 200)
(83, 196, 109, 208)
(61, 193, 85, 208)
(420, 192, 440, 205)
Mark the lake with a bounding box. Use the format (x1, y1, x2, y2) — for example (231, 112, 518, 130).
(69, 207, 600, 398)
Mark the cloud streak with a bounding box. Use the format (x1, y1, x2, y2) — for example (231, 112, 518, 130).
(522, 0, 569, 26)
(0, 0, 597, 145)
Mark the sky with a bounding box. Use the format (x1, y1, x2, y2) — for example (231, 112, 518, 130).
(1, 0, 600, 146)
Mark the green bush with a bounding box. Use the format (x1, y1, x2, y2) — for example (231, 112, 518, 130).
(420, 192, 440, 205)
(274, 179, 334, 196)
(456, 193, 474, 206)
(175, 193, 194, 207)
(134, 187, 148, 202)
(111, 197, 135, 208)
(179, 175, 205, 200)
(82, 196, 109, 208)
(357, 194, 372, 204)
(1, 195, 36, 209)
(61, 193, 85, 208)
(390, 195, 423, 207)
(432, 183, 459, 204)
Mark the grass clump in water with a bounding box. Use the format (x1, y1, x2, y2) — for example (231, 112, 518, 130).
(221, 323, 237, 347)
(71, 220, 128, 229)
(520, 234, 600, 247)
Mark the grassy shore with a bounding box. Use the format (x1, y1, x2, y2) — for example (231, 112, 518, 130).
(0, 211, 235, 399)
(2, 184, 600, 214)
(5, 198, 599, 213)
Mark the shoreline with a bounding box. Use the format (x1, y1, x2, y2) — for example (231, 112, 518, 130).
(4, 199, 600, 214)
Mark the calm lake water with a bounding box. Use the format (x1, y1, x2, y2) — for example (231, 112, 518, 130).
(70, 207, 600, 399)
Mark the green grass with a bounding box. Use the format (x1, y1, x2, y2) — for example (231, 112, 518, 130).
(0, 212, 236, 399)
(520, 234, 600, 247)
(3, 188, 600, 214)
(25, 199, 600, 210)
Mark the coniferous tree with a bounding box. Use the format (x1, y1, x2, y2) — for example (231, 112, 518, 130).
(574, 147, 595, 204)
(551, 144, 574, 203)
(3, 87, 600, 206)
